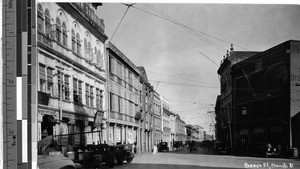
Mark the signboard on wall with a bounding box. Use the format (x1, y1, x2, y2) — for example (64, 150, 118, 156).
(291, 41, 300, 118)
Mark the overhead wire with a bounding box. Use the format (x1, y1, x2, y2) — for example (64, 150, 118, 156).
(144, 3, 250, 51)
(146, 69, 217, 86)
(198, 51, 219, 67)
(167, 98, 214, 105)
(110, 3, 135, 42)
(126, 4, 226, 52)
(148, 80, 219, 89)
(143, 3, 226, 52)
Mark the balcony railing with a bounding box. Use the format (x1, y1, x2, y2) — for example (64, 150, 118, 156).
(38, 91, 51, 105)
(74, 3, 105, 33)
(38, 31, 52, 47)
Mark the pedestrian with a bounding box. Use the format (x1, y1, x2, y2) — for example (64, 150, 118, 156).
(153, 144, 158, 154)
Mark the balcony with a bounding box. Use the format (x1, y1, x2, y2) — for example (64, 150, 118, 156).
(38, 91, 51, 105)
(38, 31, 52, 48)
(74, 3, 105, 33)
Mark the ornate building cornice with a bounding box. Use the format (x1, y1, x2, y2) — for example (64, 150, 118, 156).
(57, 3, 108, 43)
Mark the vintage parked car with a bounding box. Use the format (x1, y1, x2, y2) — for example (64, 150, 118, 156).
(73, 144, 135, 168)
(104, 144, 135, 168)
(213, 140, 230, 154)
(37, 136, 75, 169)
(158, 142, 169, 152)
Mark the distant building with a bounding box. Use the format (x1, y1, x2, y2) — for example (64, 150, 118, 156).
(215, 95, 222, 141)
(169, 111, 177, 148)
(175, 114, 186, 142)
(160, 96, 171, 146)
(138, 66, 155, 153)
(153, 90, 162, 145)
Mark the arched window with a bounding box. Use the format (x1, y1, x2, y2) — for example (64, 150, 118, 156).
(71, 29, 76, 51)
(56, 18, 61, 43)
(88, 42, 92, 61)
(62, 22, 67, 47)
(76, 33, 81, 55)
(45, 9, 51, 35)
(37, 3, 44, 32)
(84, 38, 87, 57)
(94, 47, 97, 64)
(98, 49, 103, 68)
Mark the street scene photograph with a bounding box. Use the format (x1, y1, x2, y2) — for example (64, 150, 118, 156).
(1, 0, 300, 169)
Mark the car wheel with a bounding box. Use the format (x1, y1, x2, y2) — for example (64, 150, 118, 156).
(126, 158, 132, 163)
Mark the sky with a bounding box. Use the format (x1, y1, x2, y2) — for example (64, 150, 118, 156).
(1, 1, 300, 134)
(96, 2, 300, 133)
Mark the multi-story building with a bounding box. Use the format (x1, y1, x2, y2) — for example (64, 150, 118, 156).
(160, 95, 171, 147)
(231, 40, 300, 156)
(185, 124, 192, 141)
(215, 95, 222, 141)
(153, 90, 162, 145)
(194, 125, 204, 141)
(169, 111, 176, 149)
(106, 42, 140, 147)
(138, 66, 154, 153)
(217, 46, 259, 149)
(37, 3, 107, 148)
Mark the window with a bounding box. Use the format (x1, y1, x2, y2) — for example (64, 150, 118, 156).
(78, 81, 83, 104)
(56, 18, 61, 43)
(96, 89, 103, 110)
(109, 57, 114, 74)
(64, 75, 70, 101)
(37, 4, 44, 32)
(98, 49, 103, 68)
(45, 9, 51, 35)
(90, 86, 94, 107)
(39, 64, 46, 92)
(62, 22, 67, 47)
(57, 70, 62, 98)
(73, 78, 78, 103)
(100, 90, 103, 110)
(110, 92, 113, 111)
(96, 88, 100, 109)
(71, 30, 76, 52)
(94, 47, 97, 64)
(47, 68, 53, 96)
(85, 83, 90, 106)
(76, 33, 81, 55)
(84, 38, 87, 57)
(88, 42, 92, 61)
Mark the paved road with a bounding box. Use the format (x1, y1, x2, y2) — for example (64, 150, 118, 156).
(107, 148, 300, 169)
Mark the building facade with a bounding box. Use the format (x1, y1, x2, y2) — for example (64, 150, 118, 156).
(231, 40, 300, 156)
(169, 111, 176, 149)
(37, 3, 107, 148)
(217, 48, 260, 150)
(106, 42, 140, 147)
(138, 67, 155, 153)
(153, 91, 162, 145)
(160, 96, 171, 148)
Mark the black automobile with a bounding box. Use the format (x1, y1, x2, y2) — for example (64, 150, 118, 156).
(213, 141, 230, 154)
(158, 142, 169, 152)
(104, 144, 135, 168)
